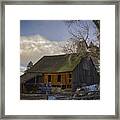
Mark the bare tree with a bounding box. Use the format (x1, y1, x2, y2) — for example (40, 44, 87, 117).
(62, 38, 77, 54)
(62, 20, 100, 65)
(63, 21, 90, 54)
(65, 20, 90, 41)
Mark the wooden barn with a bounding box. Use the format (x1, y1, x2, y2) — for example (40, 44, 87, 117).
(20, 53, 99, 93)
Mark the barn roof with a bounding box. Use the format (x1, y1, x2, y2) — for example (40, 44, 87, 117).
(25, 53, 81, 73)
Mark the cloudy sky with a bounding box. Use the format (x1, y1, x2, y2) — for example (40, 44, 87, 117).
(20, 20, 97, 75)
(20, 35, 66, 74)
(20, 20, 71, 41)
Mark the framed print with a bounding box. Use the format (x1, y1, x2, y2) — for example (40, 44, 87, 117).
(0, 0, 119, 119)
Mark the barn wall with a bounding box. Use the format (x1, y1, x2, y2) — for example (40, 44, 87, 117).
(44, 72, 72, 88)
(72, 57, 100, 91)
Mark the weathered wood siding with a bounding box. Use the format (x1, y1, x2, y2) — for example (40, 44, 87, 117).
(72, 57, 99, 91)
(43, 72, 72, 88)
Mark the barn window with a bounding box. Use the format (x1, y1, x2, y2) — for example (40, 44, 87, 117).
(62, 85, 66, 89)
(57, 75, 61, 82)
(69, 79, 71, 83)
(83, 61, 90, 70)
(69, 74, 72, 78)
(67, 85, 71, 88)
(48, 75, 51, 82)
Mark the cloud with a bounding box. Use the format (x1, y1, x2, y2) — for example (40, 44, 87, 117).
(20, 35, 66, 71)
